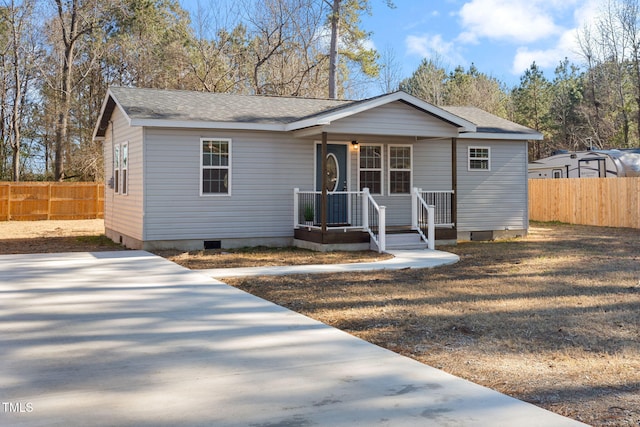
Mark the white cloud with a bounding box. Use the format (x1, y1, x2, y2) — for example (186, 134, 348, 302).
(458, 0, 563, 44)
(405, 34, 466, 67)
(510, 0, 600, 75)
(511, 30, 581, 74)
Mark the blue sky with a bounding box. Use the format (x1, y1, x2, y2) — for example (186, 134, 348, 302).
(361, 0, 601, 87)
(181, 0, 602, 89)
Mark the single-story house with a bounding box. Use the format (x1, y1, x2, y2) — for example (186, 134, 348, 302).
(93, 87, 543, 251)
(529, 149, 640, 179)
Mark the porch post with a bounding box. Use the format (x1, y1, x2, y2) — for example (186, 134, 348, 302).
(411, 187, 418, 230)
(362, 187, 369, 229)
(293, 188, 299, 228)
(427, 205, 435, 250)
(321, 132, 328, 233)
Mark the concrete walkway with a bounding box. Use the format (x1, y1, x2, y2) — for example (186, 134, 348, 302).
(0, 251, 586, 426)
(202, 248, 460, 278)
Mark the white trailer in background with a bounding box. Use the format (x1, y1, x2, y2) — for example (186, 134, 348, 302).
(528, 149, 640, 179)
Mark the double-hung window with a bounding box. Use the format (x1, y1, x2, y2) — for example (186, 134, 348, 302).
(121, 142, 128, 195)
(113, 144, 120, 194)
(358, 145, 382, 194)
(113, 142, 128, 195)
(388, 145, 412, 194)
(468, 146, 490, 171)
(201, 138, 231, 195)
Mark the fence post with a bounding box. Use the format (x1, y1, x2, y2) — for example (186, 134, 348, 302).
(362, 187, 369, 230)
(293, 188, 299, 228)
(95, 184, 100, 219)
(427, 205, 435, 250)
(47, 183, 52, 220)
(379, 205, 386, 253)
(7, 183, 11, 220)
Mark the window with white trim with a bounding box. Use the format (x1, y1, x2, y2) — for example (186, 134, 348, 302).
(113, 144, 120, 194)
(121, 142, 128, 195)
(201, 138, 231, 195)
(468, 146, 490, 171)
(388, 145, 412, 194)
(358, 145, 382, 194)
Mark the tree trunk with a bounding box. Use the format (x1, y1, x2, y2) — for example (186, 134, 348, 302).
(10, 0, 23, 182)
(328, 0, 340, 99)
(54, 0, 78, 182)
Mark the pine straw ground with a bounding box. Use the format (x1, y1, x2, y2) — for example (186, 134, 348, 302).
(219, 224, 640, 427)
(1, 220, 639, 425)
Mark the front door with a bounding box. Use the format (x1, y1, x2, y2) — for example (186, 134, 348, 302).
(316, 144, 348, 225)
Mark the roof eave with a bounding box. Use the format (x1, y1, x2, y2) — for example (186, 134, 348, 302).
(457, 132, 544, 141)
(129, 119, 286, 132)
(92, 88, 134, 140)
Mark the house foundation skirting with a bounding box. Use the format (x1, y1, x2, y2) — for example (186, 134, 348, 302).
(293, 228, 371, 252)
(457, 228, 527, 242)
(106, 228, 294, 251)
(106, 228, 143, 250)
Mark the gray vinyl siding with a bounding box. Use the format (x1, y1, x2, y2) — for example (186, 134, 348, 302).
(324, 101, 459, 137)
(142, 129, 313, 241)
(141, 130, 455, 239)
(456, 140, 528, 231)
(103, 107, 144, 240)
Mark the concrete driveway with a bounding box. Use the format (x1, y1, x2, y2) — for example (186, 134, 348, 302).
(0, 251, 585, 426)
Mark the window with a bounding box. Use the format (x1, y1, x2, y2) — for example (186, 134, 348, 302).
(114, 144, 120, 194)
(389, 145, 412, 194)
(121, 142, 128, 195)
(468, 146, 490, 171)
(201, 138, 231, 195)
(359, 145, 382, 194)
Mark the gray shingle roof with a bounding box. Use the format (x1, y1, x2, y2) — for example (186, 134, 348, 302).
(109, 86, 356, 124)
(95, 87, 541, 140)
(440, 106, 539, 135)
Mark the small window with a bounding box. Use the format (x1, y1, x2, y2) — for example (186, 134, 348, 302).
(468, 146, 490, 171)
(114, 144, 120, 194)
(121, 142, 128, 195)
(389, 145, 412, 194)
(359, 145, 382, 194)
(201, 138, 231, 195)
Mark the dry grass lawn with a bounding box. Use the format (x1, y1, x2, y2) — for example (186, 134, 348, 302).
(155, 247, 392, 268)
(221, 224, 640, 427)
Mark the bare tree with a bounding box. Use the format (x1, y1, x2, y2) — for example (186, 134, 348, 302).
(377, 45, 402, 93)
(0, 0, 40, 181)
(50, 0, 101, 181)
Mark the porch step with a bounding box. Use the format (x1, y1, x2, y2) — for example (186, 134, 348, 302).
(385, 231, 428, 250)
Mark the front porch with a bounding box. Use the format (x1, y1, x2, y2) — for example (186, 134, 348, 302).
(293, 188, 455, 253)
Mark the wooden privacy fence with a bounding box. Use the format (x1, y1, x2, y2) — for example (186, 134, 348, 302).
(529, 177, 640, 229)
(0, 182, 104, 221)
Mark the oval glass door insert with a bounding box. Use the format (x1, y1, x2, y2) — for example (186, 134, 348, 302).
(326, 153, 339, 192)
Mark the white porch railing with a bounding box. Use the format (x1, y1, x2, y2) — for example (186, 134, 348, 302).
(412, 189, 455, 227)
(363, 188, 386, 252)
(412, 188, 435, 250)
(294, 188, 386, 252)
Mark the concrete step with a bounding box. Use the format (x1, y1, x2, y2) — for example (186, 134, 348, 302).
(385, 232, 428, 250)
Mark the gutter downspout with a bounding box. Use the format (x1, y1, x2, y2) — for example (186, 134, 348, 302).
(451, 137, 457, 234)
(321, 132, 328, 234)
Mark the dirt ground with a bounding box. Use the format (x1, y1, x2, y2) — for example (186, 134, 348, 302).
(1, 219, 639, 426)
(0, 219, 120, 253)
